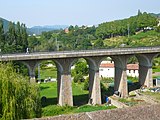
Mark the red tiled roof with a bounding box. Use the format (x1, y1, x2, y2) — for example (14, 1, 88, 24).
(100, 63, 114, 68)
(127, 64, 139, 70)
(100, 63, 139, 70)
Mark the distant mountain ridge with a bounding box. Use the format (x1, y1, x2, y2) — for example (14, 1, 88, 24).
(28, 25, 69, 35)
(0, 17, 68, 35)
(0, 12, 159, 35)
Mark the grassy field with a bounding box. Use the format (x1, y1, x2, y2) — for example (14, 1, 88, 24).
(40, 82, 116, 117)
(39, 67, 57, 80)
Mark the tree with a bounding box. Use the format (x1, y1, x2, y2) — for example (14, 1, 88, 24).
(94, 39, 104, 49)
(21, 23, 28, 52)
(2, 21, 28, 53)
(15, 22, 22, 51)
(0, 20, 5, 52)
(28, 36, 40, 52)
(0, 63, 41, 119)
(73, 74, 85, 83)
(74, 60, 88, 76)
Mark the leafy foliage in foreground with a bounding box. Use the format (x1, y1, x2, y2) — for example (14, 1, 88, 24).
(0, 63, 41, 119)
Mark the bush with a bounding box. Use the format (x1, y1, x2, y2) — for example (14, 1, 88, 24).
(0, 63, 41, 119)
(42, 105, 74, 117)
(73, 74, 85, 83)
(83, 77, 89, 90)
(101, 77, 114, 83)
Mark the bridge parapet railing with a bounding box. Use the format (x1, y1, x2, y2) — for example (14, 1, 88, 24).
(0, 46, 160, 59)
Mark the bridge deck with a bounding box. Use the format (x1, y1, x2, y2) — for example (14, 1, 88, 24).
(0, 46, 160, 61)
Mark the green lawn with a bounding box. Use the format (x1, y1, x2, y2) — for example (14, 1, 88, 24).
(40, 82, 88, 99)
(153, 66, 160, 73)
(40, 82, 116, 117)
(40, 67, 57, 80)
(42, 104, 116, 117)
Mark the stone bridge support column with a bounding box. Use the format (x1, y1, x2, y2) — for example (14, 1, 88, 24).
(54, 58, 75, 106)
(21, 60, 40, 83)
(86, 57, 104, 105)
(112, 55, 130, 98)
(137, 54, 158, 87)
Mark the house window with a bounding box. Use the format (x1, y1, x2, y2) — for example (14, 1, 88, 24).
(133, 70, 135, 73)
(100, 69, 103, 71)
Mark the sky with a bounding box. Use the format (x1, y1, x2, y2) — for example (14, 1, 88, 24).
(0, 0, 160, 28)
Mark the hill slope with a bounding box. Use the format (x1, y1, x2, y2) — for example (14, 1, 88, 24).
(150, 13, 160, 19)
(0, 17, 10, 32)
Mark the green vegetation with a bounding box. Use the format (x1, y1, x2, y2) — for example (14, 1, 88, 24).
(101, 77, 114, 84)
(39, 67, 57, 80)
(42, 105, 74, 117)
(40, 82, 116, 117)
(42, 104, 116, 117)
(74, 105, 116, 113)
(0, 11, 160, 119)
(0, 11, 159, 54)
(127, 76, 138, 83)
(103, 30, 160, 48)
(119, 98, 144, 106)
(0, 63, 41, 119)
(143, 92, 160, 101)
(153, 57, 160, 73)
(0, 21, 28, 53)
(25, 11, 160, 52)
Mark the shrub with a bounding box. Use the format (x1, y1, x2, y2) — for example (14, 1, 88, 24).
(101, 77, 114, 83)
(0, 63, 41, 119)
(73, 74, 85, 83)
(42, 105, 74, 117)
(83, 77, 89, 90)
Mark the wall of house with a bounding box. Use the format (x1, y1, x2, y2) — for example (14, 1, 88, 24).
(99, 67, 139, 78)
(99, 67, 114, 78)
(127, 70, 139, 77)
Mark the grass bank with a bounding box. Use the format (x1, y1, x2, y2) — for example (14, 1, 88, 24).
(40, 82, 116, 117)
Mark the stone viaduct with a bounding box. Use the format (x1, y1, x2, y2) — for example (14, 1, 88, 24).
(0, 46, 160, 106)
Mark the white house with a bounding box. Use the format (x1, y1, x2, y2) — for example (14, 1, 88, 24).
(126, 64, 139, 77)
(99, 61, 139, 78)
(99, 62, 114, 78)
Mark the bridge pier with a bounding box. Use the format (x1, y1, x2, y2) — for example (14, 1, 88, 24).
(87, 57, 104, 105)
(137, 54, 158, 87)
(112, 56, 130, 98)
(54, 58, 75, 106)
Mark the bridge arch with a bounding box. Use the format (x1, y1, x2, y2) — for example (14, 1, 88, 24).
(136, 53, 159, 87)
(21, 60, 41, 82)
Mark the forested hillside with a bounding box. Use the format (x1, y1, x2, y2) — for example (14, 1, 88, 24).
(27, 11, 160, 52)
(0, 11, 160, 54)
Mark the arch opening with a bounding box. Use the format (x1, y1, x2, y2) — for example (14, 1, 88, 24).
(99, 57, 115, 103)
(127, 56, 140, 92)
(152, 54, 160, 86)
(35, 60, 58, 107)
(71, 58, 89, 106)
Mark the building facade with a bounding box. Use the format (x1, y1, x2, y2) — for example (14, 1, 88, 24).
(99, 61, 139, 78)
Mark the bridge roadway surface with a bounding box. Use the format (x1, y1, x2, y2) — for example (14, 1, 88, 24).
(0, 46, 160, 61)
